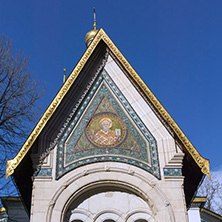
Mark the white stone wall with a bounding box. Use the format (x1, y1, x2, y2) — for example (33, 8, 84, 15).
(105, 55, 180, 170)
(31, 161, 188, 222)
(188, 208, 201, 222)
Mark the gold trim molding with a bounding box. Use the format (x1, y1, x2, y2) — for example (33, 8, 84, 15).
(6, 28, 210, 179)
(192, 197, 207, 203)
(5, 30, 102, 179)
(99, 29, 210, 179)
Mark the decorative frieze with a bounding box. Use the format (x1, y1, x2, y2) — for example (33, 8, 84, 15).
(163, 168, 182, 177)
(34, 168, 52, 178)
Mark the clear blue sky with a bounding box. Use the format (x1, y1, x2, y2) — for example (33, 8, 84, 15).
(1, 0, 222, 172)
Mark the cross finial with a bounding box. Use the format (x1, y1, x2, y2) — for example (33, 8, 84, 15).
(93, 8, 97, 30)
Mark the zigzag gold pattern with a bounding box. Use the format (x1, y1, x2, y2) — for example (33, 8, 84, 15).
(6, 28, 210, 179)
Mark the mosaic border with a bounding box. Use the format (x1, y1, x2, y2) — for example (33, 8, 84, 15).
(56, 70, 160, 179)
(34, 168, 52, 177)
(64, 85, 148, 164)
(163, 168, 182, 177)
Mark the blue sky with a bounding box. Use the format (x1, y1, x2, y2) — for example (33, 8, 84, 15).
(1, 0, 222, 173)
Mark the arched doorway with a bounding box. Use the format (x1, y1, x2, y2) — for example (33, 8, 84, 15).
(65, 187, 155, 222)
(47, 164, 176, 222)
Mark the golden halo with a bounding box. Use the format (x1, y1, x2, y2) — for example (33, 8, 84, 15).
(99, 118, 112, 129)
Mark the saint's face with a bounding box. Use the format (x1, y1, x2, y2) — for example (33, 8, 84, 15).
(101, 119, 111, 131)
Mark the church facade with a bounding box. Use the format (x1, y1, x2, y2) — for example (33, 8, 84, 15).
(6, 27, 209, 222)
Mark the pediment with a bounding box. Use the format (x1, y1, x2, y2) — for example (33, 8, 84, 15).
(56, 70, 160, 179)
(6, 28, 209, 180)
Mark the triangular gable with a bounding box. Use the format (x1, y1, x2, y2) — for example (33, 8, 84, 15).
(6, 28, 209, 179)
(56, 70, 160, 179)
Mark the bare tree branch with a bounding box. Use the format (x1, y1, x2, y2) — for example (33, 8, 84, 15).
(197, 173, 222, 215)
(0, 34, 44, 195)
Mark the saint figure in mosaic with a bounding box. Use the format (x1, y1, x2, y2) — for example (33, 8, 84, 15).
(93, 118, 120, 145)
(85, 113, 126, 148)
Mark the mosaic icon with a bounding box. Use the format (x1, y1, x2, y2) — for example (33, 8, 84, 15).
(85, 113, 127, 148)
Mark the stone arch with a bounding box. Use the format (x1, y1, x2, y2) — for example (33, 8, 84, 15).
(45, 163, 175, 222)
(68, 209, 93, 222)
(63, 187, 150, 222)
(126, 210, 155, 222)
(94, 210, 122, 222)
